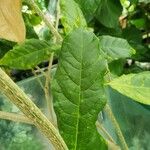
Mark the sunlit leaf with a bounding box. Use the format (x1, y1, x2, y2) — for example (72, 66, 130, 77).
(108, 72, 150, 105)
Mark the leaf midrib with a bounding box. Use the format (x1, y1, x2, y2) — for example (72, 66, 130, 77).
(74, 32, 84, 150)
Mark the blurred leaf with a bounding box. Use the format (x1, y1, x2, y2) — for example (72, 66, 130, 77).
(0, 39, 58, 69)
(28, 14, 42, 26)
(23, 13, 39, 39)
(99, 35, 135, 61)
(130, 18, 146, 29)
(74, 0, 101, 22)
(52, 29, 107, 150)
(122, 26, 150, 61)
(0, 0, 26, 42)
(96, 0, 122, 28)
(139, 0, 150, 4)
(109, 59, 125, 76)
(44, 0, 50, 8)
(108, 72, 150, 105)
(60, 0, 87, 34)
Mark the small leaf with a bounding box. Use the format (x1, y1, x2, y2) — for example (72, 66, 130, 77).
(60, 0, 87, 34)
(108, 72, 150, 105)
(0, 0, 26, 42)
(0, 39, 58, 69)
(99, 35, 135, 61)
(52, 29, 107, 150)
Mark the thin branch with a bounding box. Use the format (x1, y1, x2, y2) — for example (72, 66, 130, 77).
(32, 69, 45, 90)
(104, 104, 129, 150)
(0, 111, 33, 124)
(36, 66, 46, 76)
(44, 53, 56, 123)
(26, 0, 62, 43)
(0, 68, 68, 150)
(44, 0, 61, 125)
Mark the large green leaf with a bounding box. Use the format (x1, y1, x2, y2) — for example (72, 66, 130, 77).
(96, 0, 122, 28)
(52, 29, 107, 150)
(108, 72, 150, 105)
(99, 35, 135, 61)
(0, 39, 57, 69)
(74, 0, 101, 22)
(60, 0, 87, 34)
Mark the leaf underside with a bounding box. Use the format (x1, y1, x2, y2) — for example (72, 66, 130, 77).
(52, 28, 107, 150)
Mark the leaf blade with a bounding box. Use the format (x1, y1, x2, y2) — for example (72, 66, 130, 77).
(0, 39, 57, 69)
(96, 0, 122, 28)
(60, 0, 87, 34)
(99, 35, 135, 61)
(74, 0, 101, 22)
(108, 72, 150, 105)
(52, 29, 107, 150)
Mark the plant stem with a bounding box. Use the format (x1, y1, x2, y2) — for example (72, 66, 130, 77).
(44, 53, 56, 125)
(44, 0, 61, 126)
(0, 111, 33, 124)
(27, 0, 62, 43)
(32, 69, 45, 90)
(105, 104, 129, 150)
(0, 68, 68, 150)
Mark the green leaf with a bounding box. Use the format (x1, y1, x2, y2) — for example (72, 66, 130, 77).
(60, 0, 87, 34)
(74, 0, 101, 22)
(96, 0, 122, 28)
(99, 35, 135, 61)
(108, 72, 150, 105)
(0, 39, 15, 59)
(122, 26, 150, 61)
(108, 59, 125, 76)
(23, 13, 39, 39)
(52, 29, 107, 150)
(0, 39, 57, 69)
